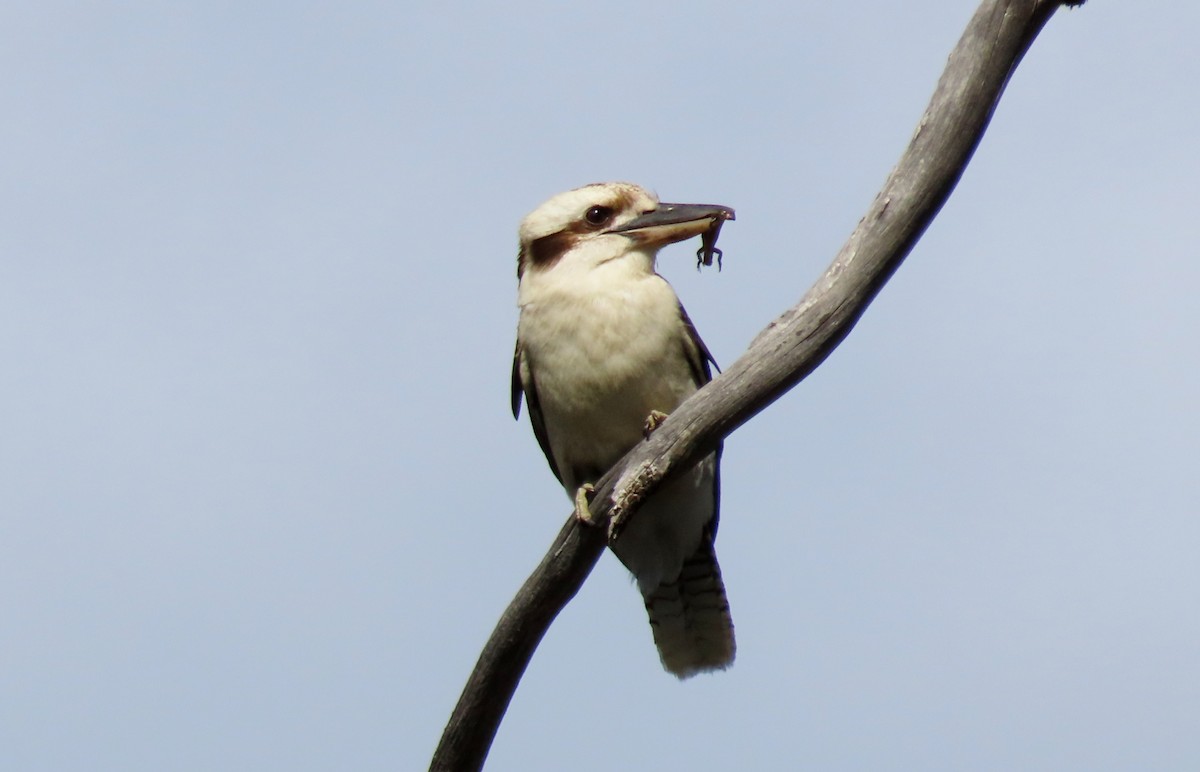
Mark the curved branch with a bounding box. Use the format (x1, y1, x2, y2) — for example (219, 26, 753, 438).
(430, 1, 1086, 769)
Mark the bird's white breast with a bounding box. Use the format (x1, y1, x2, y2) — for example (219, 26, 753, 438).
(518, 257, 697, 488)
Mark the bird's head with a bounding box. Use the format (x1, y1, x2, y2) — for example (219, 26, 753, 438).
(516, 182, 733, 281)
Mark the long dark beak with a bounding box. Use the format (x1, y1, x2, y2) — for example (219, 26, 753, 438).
(608, 202, 735, 247)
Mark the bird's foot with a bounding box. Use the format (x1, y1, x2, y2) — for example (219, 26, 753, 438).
(573, 483, 598, 527)
(643, 410, 669, 440)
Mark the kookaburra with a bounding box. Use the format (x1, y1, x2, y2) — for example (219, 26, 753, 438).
(511, 181, 736, 678)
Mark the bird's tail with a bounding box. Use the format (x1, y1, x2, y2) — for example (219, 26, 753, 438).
(643, 536, 736, 678)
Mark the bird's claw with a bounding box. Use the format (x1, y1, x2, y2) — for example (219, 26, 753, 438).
(643, 410, 669, 440)
(573, 483, 598, 527)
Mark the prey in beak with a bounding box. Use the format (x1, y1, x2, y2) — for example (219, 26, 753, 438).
(609, 202, 735, 270)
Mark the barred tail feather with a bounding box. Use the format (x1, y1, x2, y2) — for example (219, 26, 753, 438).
(643, 538, 735, 679)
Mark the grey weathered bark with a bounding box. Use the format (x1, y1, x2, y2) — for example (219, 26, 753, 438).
(430, 1, 1088, 769)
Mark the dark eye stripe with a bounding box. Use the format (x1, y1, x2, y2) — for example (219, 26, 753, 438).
(523, 230, 578, 272)
(517, 192, 639, 278)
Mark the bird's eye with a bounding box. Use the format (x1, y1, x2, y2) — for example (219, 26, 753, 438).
(584, 205, 613, 226)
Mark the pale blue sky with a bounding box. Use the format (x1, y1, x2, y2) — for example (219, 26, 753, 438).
(3, 3, 1199, 770)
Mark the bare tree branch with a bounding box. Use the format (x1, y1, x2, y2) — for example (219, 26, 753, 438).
(430, 1, 1087, 769)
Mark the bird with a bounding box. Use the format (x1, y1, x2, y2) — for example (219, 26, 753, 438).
(510, 181, 736, 678)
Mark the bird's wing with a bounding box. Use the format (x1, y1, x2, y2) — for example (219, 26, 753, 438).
(677, 301, 724, 538)
(510, 341, 525, 419)
(511, 341, 564, 484)
(677, 301, 719, 388)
